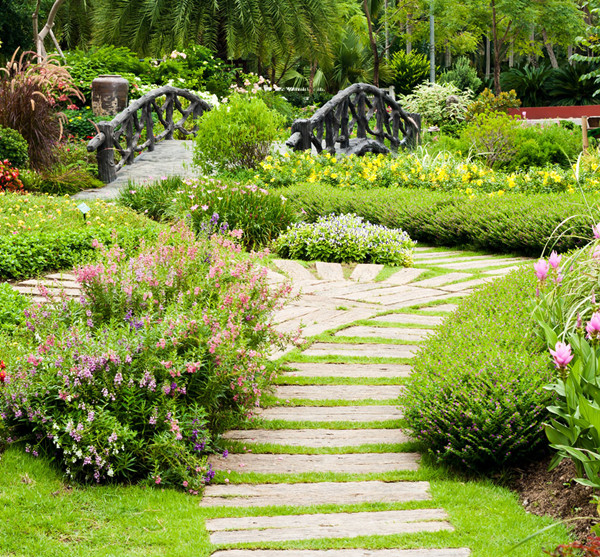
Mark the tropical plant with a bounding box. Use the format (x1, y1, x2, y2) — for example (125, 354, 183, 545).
(439, 56, 482, 94)
(547, 63, 600, 106)
(400, 82, 473, 127)
(466, 88, 521, 120)
(387, 50, 430, 96)
(500, 64, 553, 107)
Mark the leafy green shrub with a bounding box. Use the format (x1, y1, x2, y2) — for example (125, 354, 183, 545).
(400, 83, 473, 127)
(281, 184, 599, 256)
(0, 160, 24, 192)
(547, 63, 600, 106)
(0, 223, 293, 490)
(273, 213, 415, 266)
(466, 88, 521, 121)
(119, 176, 297, 250)
(500, 64, 553, 107)
(388, 51, 430, 96)
(193, 94, 283, 173)
(439, 57, 482, 94)
(400, 268, 552, 471)
(0, 283, 29, 335)
(0, 125, 28, 168)
(64, 107, 110, 140)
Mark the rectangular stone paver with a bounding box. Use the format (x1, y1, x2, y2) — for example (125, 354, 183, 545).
(256, 405, 402, 423)
(382, 268, 426, 285)
(282, 362, 413, 379)
(370, 313, 444, 326)
(222, 428, 410, 447)
(412, 272, 472, 288)
(273, 259, 316, 281)
(336, 326, 434, 341)
(201, 480, 431, 507)
(302, 343, 418, 359)
(208, 452, 420, 474)
(13, 285, 80, 297)
(342, 285, 444, 305)
(413, 251, 462, 260)
(212, 550, 471, 557)
(207, 509, 451, 544)
(45, 272, 77, 281)
(274, 385, 402, 401)
(350, 263, 384, 282)
(435, 258, 525, 270)
(316, 262, 344, 281)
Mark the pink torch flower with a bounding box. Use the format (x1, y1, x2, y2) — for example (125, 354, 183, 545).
(548, 251, 561, 270)
(549, 341, 573, 369)
(534, 259, 550, 282)
(586, 312, 600, 339)
(594, 223, 600, 239)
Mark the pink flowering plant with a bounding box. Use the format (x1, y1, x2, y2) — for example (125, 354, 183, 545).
(534, 226, 600, 489)
(0, 223, 295, 492)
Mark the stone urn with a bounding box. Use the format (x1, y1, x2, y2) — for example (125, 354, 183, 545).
(91, 75, 129, 117)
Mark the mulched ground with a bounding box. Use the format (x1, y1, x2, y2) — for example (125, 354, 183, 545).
(511, 454, 599, 540)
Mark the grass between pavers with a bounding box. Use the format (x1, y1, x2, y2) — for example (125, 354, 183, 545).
(274, 376, 408, 386)
(245, 418, 404, 430)
(219, 440, 418, 455)
(260, 398, 400, 408)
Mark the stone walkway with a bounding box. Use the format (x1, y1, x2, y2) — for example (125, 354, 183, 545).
(11, 248, 530, 555)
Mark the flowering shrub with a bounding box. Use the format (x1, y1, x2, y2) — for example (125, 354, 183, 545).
(255, 150, 597, 196)
(119, 176, 297, 250)
(273, 214, 415, 266)
(400, 267, 553, 471)
(0, 223, 294, 491)
(545, 536, 600, 556)
(0, 160, 24, 192)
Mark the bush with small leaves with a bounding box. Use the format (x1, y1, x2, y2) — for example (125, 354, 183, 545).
(0, 126, 29, 168)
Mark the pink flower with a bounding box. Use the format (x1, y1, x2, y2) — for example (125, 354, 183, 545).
(534, 259, 549, 282)
(594, 223, 600, 239)
(586, 312, 600, 339)
(593, 246, 600, 260)
(548, 251, 561, 269)
(549, 341, 573, 369)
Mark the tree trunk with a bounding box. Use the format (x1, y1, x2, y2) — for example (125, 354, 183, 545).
(445, 40, 451, 67)
(542, 29, 558, 69)
(490, 0, 503, 95)
(363, 0, 380, 86)
(36, 0, 67, 59)
(406, 15, 412, 54)
(309, 61, 317, 95)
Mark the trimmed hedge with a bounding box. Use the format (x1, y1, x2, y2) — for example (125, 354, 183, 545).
(282, 184, 598, 256)
(399, 267, 553, 472)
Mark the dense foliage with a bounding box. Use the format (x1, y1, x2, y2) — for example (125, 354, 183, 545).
(400, 268, 552, 471)
(0, 126, 29, 168)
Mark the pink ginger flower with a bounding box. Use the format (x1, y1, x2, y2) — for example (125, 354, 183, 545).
(586, 312, 600, 339)
(594, 223, 600, 239)
(549, 341, 573, 369)
(534, 259, 550, 282)
(548, 251, 561, 269)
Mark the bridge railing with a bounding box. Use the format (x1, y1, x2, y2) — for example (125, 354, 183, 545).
(286, 82, 420, 155)
(87, 86, 212, 183)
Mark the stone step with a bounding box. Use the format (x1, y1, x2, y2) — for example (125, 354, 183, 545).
(281, 362, 412, 379)
(273, 259, 316, 281)
(212, 550, 471, 557)
(412, 272, 472, 288)
(13, 285, 80, 297)
(256, 405, 402, 423)
(434, 258, 525, 270)
(302, 343, 418, 359)
(201, 480, 431, 508)
(370, 313, 444, 326)
(350, 263, 384, 282)
(222, 428, 410, 447)
(382, 268, 426, 285)
(45, 272, 77, 281)
(336, 326, 434, 341)
(341, 285, 444, 305)
(413, 251, 462, 260)
(206, 508, 451, 544)
(274, 385, 402, 401)
(209, 452, 420, 475)
(316, 262, 344, 281)
(18, 278, 80, 289)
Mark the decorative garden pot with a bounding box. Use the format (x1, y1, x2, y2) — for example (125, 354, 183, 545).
(91, 75, 129, 117)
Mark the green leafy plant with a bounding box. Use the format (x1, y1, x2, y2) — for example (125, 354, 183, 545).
(273, 213, 415, 266)
(466, 88, 521, 121)
(0, 125, 28, 168)
(388, 51, 430, 96)
(439, 56, 482, 94)
(500, 64, 553, 107)
(547, 63, 600, 106)
(400, 82, 473, 127)
(400, 267, 552, 471)
(193, 94, 284, 173)
(0, 283, 29, 335)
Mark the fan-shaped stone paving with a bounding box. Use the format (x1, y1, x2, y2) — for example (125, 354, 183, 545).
(10, 247, 531, 555)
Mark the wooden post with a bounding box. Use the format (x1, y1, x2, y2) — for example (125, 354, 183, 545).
(583, 116, 589, 153)
(292, 119, 312, 151)
(144, 104, 155, 152)
(95, 122, 116, 183)
(165, 93, 174, 140)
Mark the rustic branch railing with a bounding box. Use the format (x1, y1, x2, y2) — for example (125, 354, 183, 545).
(286, 82, 420, 155)
(87, 86, 212, 183)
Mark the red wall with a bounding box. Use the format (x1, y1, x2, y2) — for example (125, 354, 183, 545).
(508, 106, 600, 119)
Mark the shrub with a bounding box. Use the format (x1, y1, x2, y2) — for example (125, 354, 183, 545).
(399, 267, 552, 471)
(500, 64, 553, 107)
(0, 283, 29, 335)
(119, 176, 298, 250)
(388, 51, 430, 96)
(466, 88, 521, 121)
(400, 82, 473, 127)
(64, 107, 110, 141)
(0, 223, 294, 490)
(545, 537, 600, 556)
(439, 56, 482, 94)
(0, 125, 29, 168)
(548, 63, 600, 106)
(193, 94, 284, 173)
(273, 213, 415, 266)
(0, 160, 24, 192)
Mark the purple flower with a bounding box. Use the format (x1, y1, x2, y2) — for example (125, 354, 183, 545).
(549, 341, 573, 369)
(586, 312, 600, 339)
(548, 251, 561, 270)
(533, 259, 549, 282)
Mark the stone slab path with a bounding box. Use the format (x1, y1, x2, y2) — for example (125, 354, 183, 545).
(9, 245, 531, 555)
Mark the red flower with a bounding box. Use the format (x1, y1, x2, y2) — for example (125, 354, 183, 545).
(0, 360, 5, 383)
